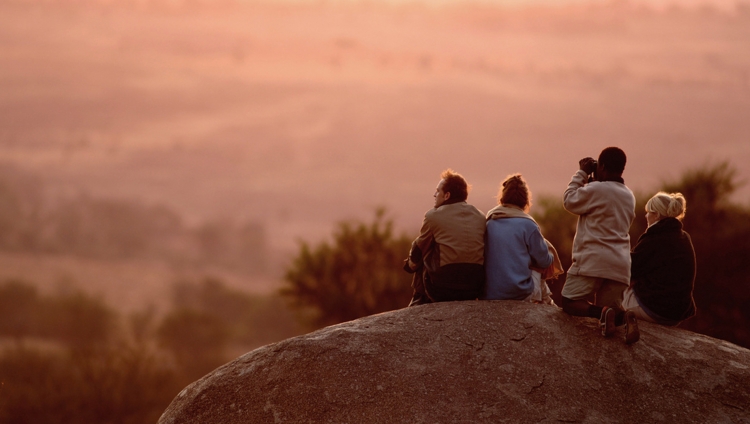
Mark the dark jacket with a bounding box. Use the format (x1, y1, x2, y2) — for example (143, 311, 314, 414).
(631, 217, 696, 322)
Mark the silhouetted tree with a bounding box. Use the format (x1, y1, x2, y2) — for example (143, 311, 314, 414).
(156, 308, 229, 380)
(0, 280, 39, 341)
(660, 161, 750, 346)
(0, 344, 180, 424)
(282, 209, 413, 328)
(40, 291, 116, 349)
(0, 168, 44, 251)
(170, 277, 304, 349)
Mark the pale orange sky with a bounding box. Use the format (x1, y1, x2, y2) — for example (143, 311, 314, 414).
(1, 0, 749, 252)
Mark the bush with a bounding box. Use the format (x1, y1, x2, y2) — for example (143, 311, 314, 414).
(282, 209, 413, 327)
(0, 344, 180, 424)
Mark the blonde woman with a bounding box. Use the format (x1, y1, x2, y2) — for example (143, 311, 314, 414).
(622, 192, 697, 326)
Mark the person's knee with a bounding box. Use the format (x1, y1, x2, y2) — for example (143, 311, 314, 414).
(561, 296, 575, 314)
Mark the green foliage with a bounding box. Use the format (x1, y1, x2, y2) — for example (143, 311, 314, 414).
(0, 276, 306, 422)
(532, 196, 577, 271)
(156, 307, 229, 380)
(0, 281, 114, 348)
(169, 277, 304, 347)
(282, 209, 413, 327)
(0, 169, 44, 251)
(659, 161, 750, 346)
(42, 291, 117, 349)
(0, 345, 179, 424)
(0, 280, 39, 340)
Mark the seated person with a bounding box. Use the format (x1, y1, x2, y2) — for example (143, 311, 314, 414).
(484, 174, 561, 304)
(404, 169, 486, 306)
(622, 192, 697, 326)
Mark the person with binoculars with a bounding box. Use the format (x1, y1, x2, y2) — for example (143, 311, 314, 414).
(560, 146, 641, 344)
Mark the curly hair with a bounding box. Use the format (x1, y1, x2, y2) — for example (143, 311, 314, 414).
(498, 173, 531, 211)
(440, 169, 470, 202)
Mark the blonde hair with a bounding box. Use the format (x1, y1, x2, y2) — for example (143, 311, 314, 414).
(646, 192, 687, 220)
(498, 173, 531, 212)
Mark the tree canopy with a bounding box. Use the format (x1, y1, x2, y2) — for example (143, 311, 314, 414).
(282, 209, 413, 328)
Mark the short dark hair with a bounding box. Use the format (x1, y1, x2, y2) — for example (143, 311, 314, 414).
(498, 173, 531, 211)
(440, 169, 470, 202)
(598, 147, 627, 175)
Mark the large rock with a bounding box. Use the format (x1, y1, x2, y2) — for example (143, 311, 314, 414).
(159, 301, 750, 423)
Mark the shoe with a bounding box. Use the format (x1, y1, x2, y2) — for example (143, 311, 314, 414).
(600, 307, 616, 337)
(624, 310, 640, 344)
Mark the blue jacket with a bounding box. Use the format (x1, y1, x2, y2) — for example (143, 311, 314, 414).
(484, 217, 553, 300)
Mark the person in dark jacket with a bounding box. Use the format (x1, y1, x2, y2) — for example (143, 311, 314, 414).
(404, 169, 486, 306)
(621, 191, 697, 326)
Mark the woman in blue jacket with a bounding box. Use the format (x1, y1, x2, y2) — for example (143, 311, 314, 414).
(484, 174, 559, 303)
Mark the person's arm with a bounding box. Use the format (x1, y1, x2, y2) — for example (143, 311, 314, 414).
(528, 226, 554, 269)
(405, 215, 434, 271)
(563, 157, 597, 215)
(562, 169, 594, 214)
(630, 233, 657, 280)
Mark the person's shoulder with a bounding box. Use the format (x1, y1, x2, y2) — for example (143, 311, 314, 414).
(463, 202, 484, 215)
(430, 202, 484, 220)
(592, 181, 635, 198)
(424, 207, 439, 220)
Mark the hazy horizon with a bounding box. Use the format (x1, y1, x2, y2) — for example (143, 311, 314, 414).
(2, 0, 749, 254)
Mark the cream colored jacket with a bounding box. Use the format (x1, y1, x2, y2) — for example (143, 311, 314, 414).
(563, 170, 636, 284)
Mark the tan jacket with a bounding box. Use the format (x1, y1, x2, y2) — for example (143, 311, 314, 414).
(563, 170, 636, 284)
(409, 201, 485, 276)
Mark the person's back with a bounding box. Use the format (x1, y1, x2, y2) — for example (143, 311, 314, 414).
(404, 169, 485, 305)
(560, 147, 640, 344)
(484, 174, 554, 302)
(564, 178, 635, 283)
(485, 217, 552, 300)
(421, 201, 485, 299)
(625, 192, 697, 325)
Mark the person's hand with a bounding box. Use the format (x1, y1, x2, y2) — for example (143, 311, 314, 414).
(579, 157, 597, 174)
(403, 258, 416, 273)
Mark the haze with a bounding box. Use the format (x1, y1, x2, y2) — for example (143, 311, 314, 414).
(2, 0, 749, 257)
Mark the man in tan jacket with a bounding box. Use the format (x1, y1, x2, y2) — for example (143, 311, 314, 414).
(404, 169, 486, 306)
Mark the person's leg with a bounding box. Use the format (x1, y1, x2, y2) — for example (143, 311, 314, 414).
(602, 281, 640, 343)
(597, 280, 627, 309)
(597, 280, 628, 325)
(408, 268, 432, 306)
(562, 274, 622, 336)
(560, 274, 603, 318)
(621, 286, 656, 323)
(623, 310, 640, 344)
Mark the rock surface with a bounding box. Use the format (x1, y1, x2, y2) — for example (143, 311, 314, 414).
(159, 301, 750, 423)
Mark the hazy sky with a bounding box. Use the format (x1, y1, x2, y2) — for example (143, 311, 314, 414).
(1, 0, 749, 251)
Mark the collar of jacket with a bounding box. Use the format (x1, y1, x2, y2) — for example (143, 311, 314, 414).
(439, 198, 464, 207)
(646, 217, 683, 234)
(639, 218, 684, 244)
(597, 176, 625, 184)
(485, 204, 537, 224)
